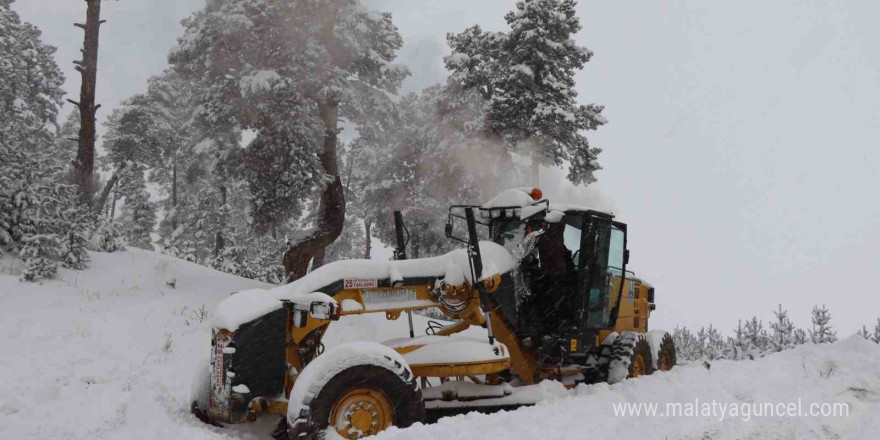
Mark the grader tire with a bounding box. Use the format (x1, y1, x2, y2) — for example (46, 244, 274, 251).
(608, 332, 655, 383)
(289, 365, 424, 440)
(629, 338, 655, 378)
(656, 332, 677, 371)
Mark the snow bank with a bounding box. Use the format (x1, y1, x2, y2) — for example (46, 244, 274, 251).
(0, 248, 275, 440)
(374, 337, 880, 440)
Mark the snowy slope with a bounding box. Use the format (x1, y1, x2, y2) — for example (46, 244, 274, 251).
(0, 249, 468, 439)
(2, 250, 879, 440)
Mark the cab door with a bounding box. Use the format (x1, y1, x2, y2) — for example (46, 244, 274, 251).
(577, 215, 628, 330)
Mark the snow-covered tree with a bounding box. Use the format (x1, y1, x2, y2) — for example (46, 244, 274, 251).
(723, 319, 762, 360)
(18, 234, 60, 281)
(446, 0, 606, 184)
(170, 0, 409, 278)
(140, 71, 208, 235)
(88, 218, 125, 253)
(743, 316, 770, 356)
(1, 2, 96, 279)
(324, 215, 365, 263)
(857, 325, 872, 341)
(809, 305, 837, 344)
(672, 326, 699, 361)
(871, 319, 880, 344)
(703, 325, 725, 360)
(770, 304, 796, 352)
(0, 1, 65, 149)
(793, 328, 808, 345)
(117, 168, 156, 250)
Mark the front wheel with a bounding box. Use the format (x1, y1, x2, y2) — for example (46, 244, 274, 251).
(291, 364, 424, 439)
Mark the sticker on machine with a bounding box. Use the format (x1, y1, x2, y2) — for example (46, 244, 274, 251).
(344, 278, 378, 289)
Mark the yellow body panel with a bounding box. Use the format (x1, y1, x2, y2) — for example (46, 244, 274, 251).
(596, 277, 653, 344)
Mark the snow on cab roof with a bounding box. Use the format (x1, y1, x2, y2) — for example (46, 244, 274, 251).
(482, 188, 613, 220)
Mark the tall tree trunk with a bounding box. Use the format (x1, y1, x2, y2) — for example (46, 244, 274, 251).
(283, 100, 345, 281)
(364, 218, 372, 259)
(109, 189, 117, 220)
(171, 162, 178, 231)
(311, 248, 326, 269)
(214, 185, 227, 258)
(94, 162, 126, 214)
(71, 0, 104, 205)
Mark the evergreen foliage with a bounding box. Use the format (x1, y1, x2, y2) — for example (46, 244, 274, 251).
(672, 305, 878, 364)
(809, 304, 838, 344)
(445, 0, 606, 184)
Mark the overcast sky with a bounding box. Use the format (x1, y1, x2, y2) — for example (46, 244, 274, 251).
(14, 0, 880, 336)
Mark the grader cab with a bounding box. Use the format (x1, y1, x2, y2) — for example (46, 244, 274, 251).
(191, 188, 676, 439)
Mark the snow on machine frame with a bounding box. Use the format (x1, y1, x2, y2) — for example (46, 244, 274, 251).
(191, 188, 676, 439)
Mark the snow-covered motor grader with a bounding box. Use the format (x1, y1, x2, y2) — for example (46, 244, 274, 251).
(191, 188, 676, 439)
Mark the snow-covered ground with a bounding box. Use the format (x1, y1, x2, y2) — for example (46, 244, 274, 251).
(2, 249, 878, 440)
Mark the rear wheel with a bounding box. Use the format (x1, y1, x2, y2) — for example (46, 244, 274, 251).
(629, 338, 654, 378)
(656, 332, 677, 371)
(289, 365, 424, 439)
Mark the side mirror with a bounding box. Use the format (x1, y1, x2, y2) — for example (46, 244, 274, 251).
(444, 223, 453, 238)
(624, 249, 630, 265)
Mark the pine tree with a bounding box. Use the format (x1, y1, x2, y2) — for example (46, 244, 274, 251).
(88, 218, 125, 253)
(770, 304, 796, 352)
(793, 328, 808, 345)
(857, 325, 872, 340)
(70, 0, 108, 205)
(117, 168, 156, 250)
(723, 320, 749, 360)
(0, 3, 95, 278)
(170, 0, 410, 279)
(446, 0, 606, 185)
(873, 319, 880, 344)
(695, 327, 708, 359)
(19, 234, 60, 281)
(742, 317, 770, 358)
(809, 305, 838, 344)
(704, 325, 725, 360)
(672, 326, 699, 361)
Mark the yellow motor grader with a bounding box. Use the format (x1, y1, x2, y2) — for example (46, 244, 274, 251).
(191, 188, 676, 439)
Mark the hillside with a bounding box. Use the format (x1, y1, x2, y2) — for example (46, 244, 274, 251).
(1, 250, 878, 440)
